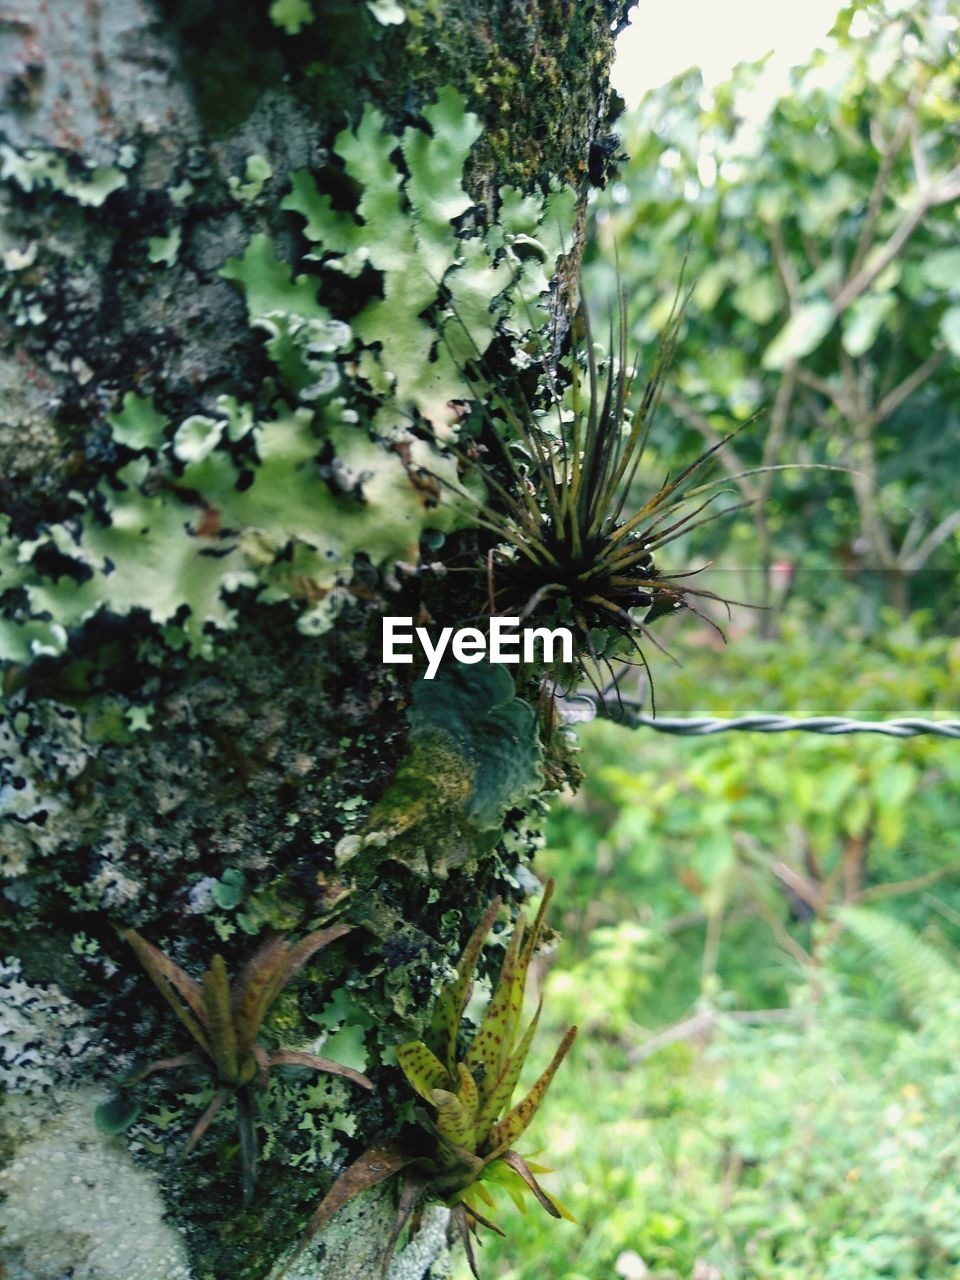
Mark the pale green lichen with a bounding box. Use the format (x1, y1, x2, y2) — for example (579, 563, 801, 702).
(229, 155, 274, 204)
(282, 86, 574, 430)
(0, 86, 575, 672)
(0, 145, 127, 208)
(147, 226, 182, 267)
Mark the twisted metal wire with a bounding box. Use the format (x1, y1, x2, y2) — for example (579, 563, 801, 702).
(585, 703, 960, 739)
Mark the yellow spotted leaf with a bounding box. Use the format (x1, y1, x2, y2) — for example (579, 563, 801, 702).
(426, 898, 502, 1075)
(476, 998, 541, 1138)
(397, 1040, 450, 1102)
(456, 1061, 479, 1125)
(465, 880, 555, 1097)
(485, 1025, 577, 1156)
(464, 913, 526, 1086)
(431, 1086, 476, 1151)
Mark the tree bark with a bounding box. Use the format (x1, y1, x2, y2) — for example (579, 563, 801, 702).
(0, 2, 627, 1278)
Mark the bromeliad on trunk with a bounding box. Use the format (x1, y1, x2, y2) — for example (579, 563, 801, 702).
(431, 284, 751, 706)
(119, 926, 373, 1204)
(279, 880, 575, 1278)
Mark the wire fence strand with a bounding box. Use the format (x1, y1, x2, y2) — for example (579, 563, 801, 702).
(587, 704, 960, 739)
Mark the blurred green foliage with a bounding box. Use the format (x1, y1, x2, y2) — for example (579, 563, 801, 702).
(585, 0, 960, 627)
(451, 631, 960, 1280)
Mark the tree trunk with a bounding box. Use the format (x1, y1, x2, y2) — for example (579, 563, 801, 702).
(0, 3, 626, 1278)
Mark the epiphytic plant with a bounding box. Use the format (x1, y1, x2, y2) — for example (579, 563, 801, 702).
(280, 880, 575, 1278)
(437, 288, 749, 704)
(121, 925, 373, 1203)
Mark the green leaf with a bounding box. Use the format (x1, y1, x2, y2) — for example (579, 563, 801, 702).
(940, 305, 960, 357)
(464, 917, 526, 1085)
(202, 954, 240, 1083)
(475, 1000, 542, 1138)
(425, 898, 502, 1074)
(870, 761, 917, 813)
(456, 1061, 479, 1123)
(763, 299, 834, 369)
(732, 273, 781, 325)
(431, 1086, 476, 1149)
(842, 292, 896, 357)
(920, 249, 960, 293)
(485, 1027, 577, 1155)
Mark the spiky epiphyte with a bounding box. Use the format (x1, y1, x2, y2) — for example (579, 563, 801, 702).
(118, 927, 373, 1203)
(281, 880, 576, 1279)
(438, 290, 745, 699)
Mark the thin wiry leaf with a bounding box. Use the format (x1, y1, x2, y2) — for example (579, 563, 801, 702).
(437, 277, 753, 701)
(500, 1149, 576, 1222)
(122, 1050, 204, 1084)
(237, 1086, 259, 1206)
(381, 1173, 430, 1275)
(396, 1040, 451, 1102)
(452, 1203, 481, 1280)
(266, 1050, 373, 1091)
(182, 1087, 229, 1156)
(459, 1197, 506, 1236)
(277, 1143, 415, 1279)
(275, 923, 354, 991)
(485, 1026, 577, 1155)
(122, 929, 211, 1055)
